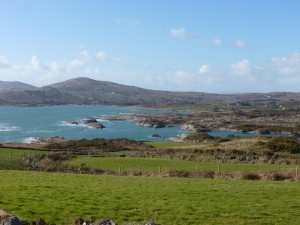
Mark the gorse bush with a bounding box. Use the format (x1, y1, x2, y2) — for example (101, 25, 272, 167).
(265, 137, 300, 154)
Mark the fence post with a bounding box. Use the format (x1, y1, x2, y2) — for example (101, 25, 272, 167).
(196, 165, 198, 171)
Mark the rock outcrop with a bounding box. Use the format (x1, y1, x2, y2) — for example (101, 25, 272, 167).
(0, 210, 22, 225)
(0, 211, 160, 225)
(136, 119, 171, 129)
(70, 118, 105, 129)
(80, 118, 105, 129)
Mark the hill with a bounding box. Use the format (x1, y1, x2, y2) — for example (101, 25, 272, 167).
(0, 80, 37, 91)
(0, 77, 300, 106)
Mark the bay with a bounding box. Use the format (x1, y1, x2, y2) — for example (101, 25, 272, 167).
(0, 105, 186, 143)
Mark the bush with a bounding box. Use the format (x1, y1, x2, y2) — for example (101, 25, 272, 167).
(265, 137, 300, 154)
(241, 173, 261, 180)
(184, 132, 215, 142)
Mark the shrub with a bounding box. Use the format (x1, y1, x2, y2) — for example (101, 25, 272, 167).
(241, 173, 261, 180)
(265, 137, 300, 154)
(184, 132, 215, 142)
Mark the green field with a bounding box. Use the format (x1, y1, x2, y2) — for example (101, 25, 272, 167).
(0, 170, 299, 225)
(145, 141, 198, 148)
(66, 156, 296, 173)
(0, 148, 46, 170)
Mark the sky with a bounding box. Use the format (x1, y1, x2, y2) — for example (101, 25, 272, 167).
(0, 0, 300, 93)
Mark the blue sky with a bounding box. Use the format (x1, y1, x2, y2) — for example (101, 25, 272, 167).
(0, 0, 300, 93)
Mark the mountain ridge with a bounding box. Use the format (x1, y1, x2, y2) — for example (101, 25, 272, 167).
(0, 80, 37, 91)
(0, 77, 299, 106)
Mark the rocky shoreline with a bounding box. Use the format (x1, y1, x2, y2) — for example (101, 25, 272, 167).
(106, 109, 300, 136)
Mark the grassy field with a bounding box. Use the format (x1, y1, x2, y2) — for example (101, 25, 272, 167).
(145, 141, 198, 149)
(66, 156, 296, 173)
(0, 170, 299, 225)
(0, 148, 46, 170)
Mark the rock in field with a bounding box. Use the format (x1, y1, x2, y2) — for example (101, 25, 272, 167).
(90, 218, 117, 225)
(0, 210, 22, 225)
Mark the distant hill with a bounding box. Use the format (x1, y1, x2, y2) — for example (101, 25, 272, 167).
(0, 81, 37, 91)
(0, 77, 299, 106)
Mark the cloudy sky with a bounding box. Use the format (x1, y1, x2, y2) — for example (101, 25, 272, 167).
(0, 0, 300, 93)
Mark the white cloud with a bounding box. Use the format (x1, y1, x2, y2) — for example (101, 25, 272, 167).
(1, 50, 300, 93)
(0, 50, 125, 86)
(170, 28, 187, 39)
(199, 65, 211, 74)
(231, 59, 251, 76)
(95, 52, 108, 62)
(175, 70, 196, 83)
(211, 38, 222, 46)
(31, 55, 40, 69)
(269, 53, 300, 76)
(0, 56, 9, 68)
(232, 39, 246, 49)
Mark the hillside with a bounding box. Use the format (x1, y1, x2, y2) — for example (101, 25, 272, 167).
(0, 77, 300, 106)
(0, 81, 37, 91)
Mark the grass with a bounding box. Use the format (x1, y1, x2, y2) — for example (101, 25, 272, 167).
(0, 170, 299, 225)
(145, 141, 198, 148)
(0, 148, 46, 170)
(66, 156, 296, 173)
(0, 148, 45, 157)
(153, 103, 271, 112)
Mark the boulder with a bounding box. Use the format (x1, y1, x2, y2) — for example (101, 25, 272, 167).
(71, 218, 85, 225)
(151, 134, 162, 138)
(31, 218, 48, 225)
(142, 223, 160, 225)
(80, 118, 105, 129)
(90, 219, 117, 225)
(0, 211, 22, 225)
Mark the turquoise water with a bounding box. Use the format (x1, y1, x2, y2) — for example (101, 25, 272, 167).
(0, 105, 186, 143)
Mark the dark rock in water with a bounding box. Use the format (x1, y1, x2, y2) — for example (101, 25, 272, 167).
(181, 123, 211, 132)
(151, 134, 162, 138)
(137, 119, 168, 129)
(70, 118, 106, 129)
(90, 218, 117, 225)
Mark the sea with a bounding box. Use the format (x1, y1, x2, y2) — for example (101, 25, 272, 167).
(0, 105, 289, 143)
(0, 105, 189, 143)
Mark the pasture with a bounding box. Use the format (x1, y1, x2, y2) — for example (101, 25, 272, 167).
(0, 148, 45, 170)
(66, 156, 296, 173)
(0, 170, 299, 225)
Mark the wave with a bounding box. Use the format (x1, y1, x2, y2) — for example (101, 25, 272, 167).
(118, 112, 136, 115)
(23, 137, 39, 144)
(58, 121, 84, 127)
(0, 123, 21, 132)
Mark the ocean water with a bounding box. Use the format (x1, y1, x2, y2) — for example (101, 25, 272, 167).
(0, 105, 187, 143)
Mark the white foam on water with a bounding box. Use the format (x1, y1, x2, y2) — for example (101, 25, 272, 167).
(0, 123, 21, 132)
(23, 137, 39, 144)
(58, 121, 85, 127)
